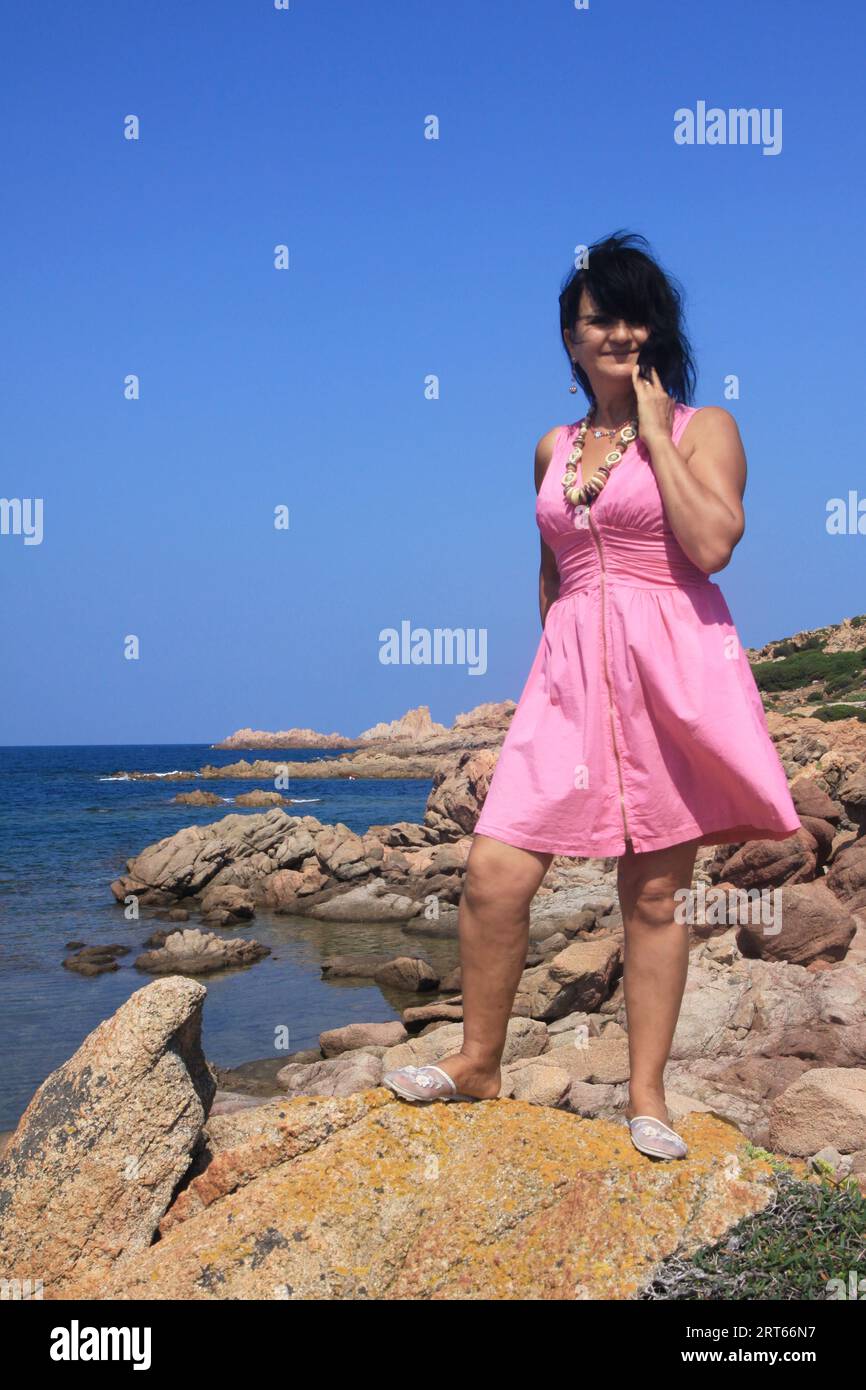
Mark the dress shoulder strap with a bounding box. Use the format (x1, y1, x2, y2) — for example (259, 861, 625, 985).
(671, 401, 698, 445)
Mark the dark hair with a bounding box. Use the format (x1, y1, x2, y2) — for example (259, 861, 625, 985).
(559, 230, 696, 405)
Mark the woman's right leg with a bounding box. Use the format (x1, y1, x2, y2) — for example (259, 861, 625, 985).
(425, 832, 554, 1098)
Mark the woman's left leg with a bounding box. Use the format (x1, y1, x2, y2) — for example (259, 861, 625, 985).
(616, 834, 701, 1125)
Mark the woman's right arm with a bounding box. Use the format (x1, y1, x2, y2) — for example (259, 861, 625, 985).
(534, 427, 562, 628)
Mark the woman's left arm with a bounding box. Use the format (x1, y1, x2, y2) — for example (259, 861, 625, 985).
(633, 366, 746, 575)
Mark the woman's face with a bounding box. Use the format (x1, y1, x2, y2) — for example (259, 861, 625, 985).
(564, 289, 649, 391)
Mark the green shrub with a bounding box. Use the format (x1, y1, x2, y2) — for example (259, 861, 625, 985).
(825, 673, 866, 695)
(770, 634, 824, 658)
(639, 1169, 866, 1301)
(752, 648, 866, 692)
(813, 704, 866, 723)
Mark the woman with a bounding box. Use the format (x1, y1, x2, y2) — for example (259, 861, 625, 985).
(383, 231, 801, 1158)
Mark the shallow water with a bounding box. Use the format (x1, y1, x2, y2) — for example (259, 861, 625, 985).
(0, 744, 448, 1130)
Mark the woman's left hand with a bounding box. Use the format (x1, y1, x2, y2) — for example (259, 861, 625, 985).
(632, 364, 675, 445)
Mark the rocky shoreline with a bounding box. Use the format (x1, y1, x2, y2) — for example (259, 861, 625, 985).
(209, 703, 502, 750)
(110, 702, 517, 782)
(4, 694, 866, 1298)
(108, 709, 866, 930)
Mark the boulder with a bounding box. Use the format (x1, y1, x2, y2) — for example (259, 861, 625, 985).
(796, 816, 836, 866)
(358, 704, 451, 743)
(372, 956, 440, 991)
(513, 939, 621, 1021)
(135, 927, 270, 975)
(769, 1067, 866, 1157)
(0, 979, 215, 1296)
(826, 838, 866, 909)
(659, 953, 866, 1143)
(297, 880, 423, 922)
(565, 1080, 620, 1117)
(402, 907, 461, 939)
(59, 1094, 780, 1301)
(212, 1057, 299, 1097)
(665, 1052, 813, 1145)
(204, 851, 276, 893)
(734, 881, 857, 966)
(199, 883, 256, 925)
(260, 859, 328, 910)
(369, 821, 438, 849)
(425, 747, 499, 840)
(209, 1090, 272, 1117)
(110, 810, 302, 905)
(314, 824, 383, 881)
(318, 1022, 408, 1058)
(715, 829, 818, 890)
(276, 1052, 384, 1098)
(269, 825, 318, 869)
(401, 999, 465, 1025)
(320, 954, 394, 980)
(233, 791, 287, 807)
(505, 1063, 572, 1105)
(508, 1035, 630, 1087)
(788, 777, 842, 824)
(62, 943, 130, 976)
(829, 828, 861, 862)
(838, 768, 866, 833)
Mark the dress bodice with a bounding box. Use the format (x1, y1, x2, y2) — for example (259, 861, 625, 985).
(536, 403, 711, 593)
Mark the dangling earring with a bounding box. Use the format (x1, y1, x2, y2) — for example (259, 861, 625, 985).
(569, 359, 578, 394)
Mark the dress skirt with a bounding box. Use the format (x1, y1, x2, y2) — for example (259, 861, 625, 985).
(473, 404, 802, 858)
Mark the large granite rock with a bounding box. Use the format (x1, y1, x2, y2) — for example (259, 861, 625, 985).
(276, 1052, 384, 1098)
(110, 809, 299, 905)
(58, 1090, 784, 1301)
(734, 880, 858, 966)
(424, 747, 498, 840)
(788, 777, 843, 825)
(715, 829, 818, 890)
(513, 939, 621, 1021)
(838, 767, 866, 833)
(826, 837, 866, 911)
(0, 979, 215, 1296)
(296, 880, 423, 922)
(769, 1067, 866, 1157)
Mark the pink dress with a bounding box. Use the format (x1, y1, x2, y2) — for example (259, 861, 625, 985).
(474, 403, 802, 857)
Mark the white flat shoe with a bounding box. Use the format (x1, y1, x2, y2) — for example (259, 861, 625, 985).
(382, 1064, 486, 1104)
(625, 1113, 688, 1160)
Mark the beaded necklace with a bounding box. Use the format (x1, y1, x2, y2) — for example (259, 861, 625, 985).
(561, 403, 638, 509)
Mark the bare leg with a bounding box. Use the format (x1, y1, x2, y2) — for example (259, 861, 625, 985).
(428, 833, 553, 1098)
(616, 835, 700, 1125)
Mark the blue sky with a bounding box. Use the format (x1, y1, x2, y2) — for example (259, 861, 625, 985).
(2, 0, 863, 745)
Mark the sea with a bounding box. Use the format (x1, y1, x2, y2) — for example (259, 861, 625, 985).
(0, 744, 450, 1132)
